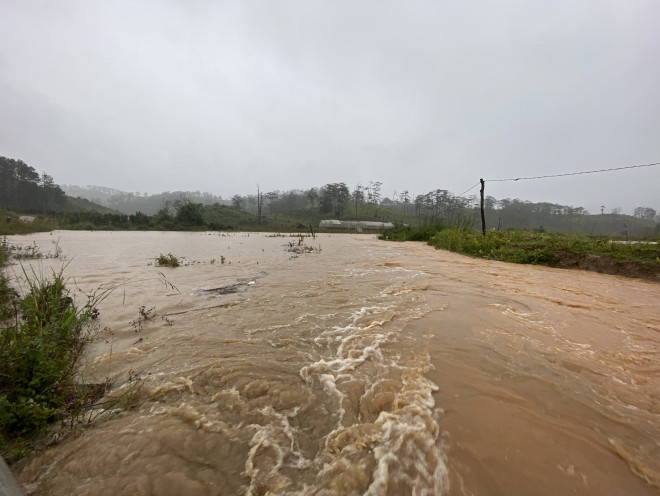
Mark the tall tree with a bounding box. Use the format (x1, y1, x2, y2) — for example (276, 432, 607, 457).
(634, 207, 657, 221)
(306, 188, 319, 208)
(399, 190, 410, 213)
(231, 194, 244, 211)
(368, 181, 382, 207)
(352, 184, 365, 216)
(175, 201, 204, 226)
(265, 191, 280, 214)
(320, 183, 350, 217)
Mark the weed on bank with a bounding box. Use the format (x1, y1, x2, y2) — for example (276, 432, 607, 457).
(380, 225, 660, 266)
(0, 244, 135, 463)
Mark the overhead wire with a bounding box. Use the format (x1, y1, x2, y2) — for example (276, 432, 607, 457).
(457, 181, 481, 197)
(445, 161, 658, 201)
(485, 161, 660, 183)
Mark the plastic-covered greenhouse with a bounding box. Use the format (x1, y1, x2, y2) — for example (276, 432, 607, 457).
(319, 220, 394, 231)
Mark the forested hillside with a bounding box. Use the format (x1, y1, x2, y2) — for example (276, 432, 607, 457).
(0, 156, 113, 214)
(0, 156, 66, 212)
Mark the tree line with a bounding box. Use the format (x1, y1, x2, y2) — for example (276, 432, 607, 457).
(2, 155, 658, 237)
(231, 181, 391, 218)
(57, 163, 659, 228)
(0, 157, 66, 212)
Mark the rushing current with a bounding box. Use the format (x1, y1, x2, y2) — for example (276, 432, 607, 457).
(6, 231, 660, 495)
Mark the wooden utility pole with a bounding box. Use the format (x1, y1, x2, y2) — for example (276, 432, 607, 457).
(480, 178, 486, 236)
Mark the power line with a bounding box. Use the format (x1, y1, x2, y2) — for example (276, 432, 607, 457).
(457, 181, 481, 197)
(485, 161, 660, 183)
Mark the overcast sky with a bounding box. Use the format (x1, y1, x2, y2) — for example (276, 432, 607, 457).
(1, 0, 658, 214)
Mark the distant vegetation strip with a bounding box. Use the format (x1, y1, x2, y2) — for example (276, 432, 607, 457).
(2, 197, 659, 240)
(2, 154, 660, 238)
(379, 224, 660, 282)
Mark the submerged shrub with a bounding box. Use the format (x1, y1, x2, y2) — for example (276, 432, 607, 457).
(156, 253, 180, 267)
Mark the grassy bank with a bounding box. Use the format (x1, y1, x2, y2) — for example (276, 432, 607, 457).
(0, 243, 123, 463)
(380, 224, 660, 281)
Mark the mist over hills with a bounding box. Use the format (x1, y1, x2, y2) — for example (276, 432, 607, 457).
(62, 185, 227, 216)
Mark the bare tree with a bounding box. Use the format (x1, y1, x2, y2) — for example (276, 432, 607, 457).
(399, 190, 410, 213)
(256, 184, 263, 224)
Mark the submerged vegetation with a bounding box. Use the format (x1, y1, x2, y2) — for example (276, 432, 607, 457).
(285, 235, 321, 256)
(155, 253, 181, 267)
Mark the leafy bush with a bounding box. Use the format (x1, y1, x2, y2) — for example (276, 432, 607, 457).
(379, 222, 447, 242)
(0, 266, 107, 460)
(155, 253, 180, 267)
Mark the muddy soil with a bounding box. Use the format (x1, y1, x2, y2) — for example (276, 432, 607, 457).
(555, 252, 660, 283)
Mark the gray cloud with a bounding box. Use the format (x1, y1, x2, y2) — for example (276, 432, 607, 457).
(1, 0, 658, 214)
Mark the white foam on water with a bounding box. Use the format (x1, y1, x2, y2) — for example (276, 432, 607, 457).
(243, 404, 316, 495)
(260, 278, 451, 495)
(296, 288, 450, 494)
(319, 374, 347, 429)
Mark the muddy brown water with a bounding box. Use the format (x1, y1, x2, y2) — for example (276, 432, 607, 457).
(6, 231, 660, 495)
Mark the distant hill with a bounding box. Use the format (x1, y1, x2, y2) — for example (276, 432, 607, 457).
(60, 196, 118, 214)
(62, 185, 127, 205)
(61, 185, 227, 215)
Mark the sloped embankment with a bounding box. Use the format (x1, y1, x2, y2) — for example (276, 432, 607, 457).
(554, 251, 660, 282)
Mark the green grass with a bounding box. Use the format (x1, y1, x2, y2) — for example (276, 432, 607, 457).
(429, 229, 560, 264)
(379, 221, 451, 242)
(0, 243, 14, 324)
(0, 258, 117, 462)
(380, 225, 660, 267)
(0, 210, 55, 236)
(0, 240, 8, 267)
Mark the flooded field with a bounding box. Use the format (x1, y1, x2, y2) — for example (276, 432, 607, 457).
(6, 231, 660, 495)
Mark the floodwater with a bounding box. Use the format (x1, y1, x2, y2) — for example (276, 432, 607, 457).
(6, 231, 660, 496)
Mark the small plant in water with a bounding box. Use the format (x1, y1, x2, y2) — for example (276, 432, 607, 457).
(155, 253, 180, 267)
(2, 238, 64, 261)
(131, 305, 155, 332)
(287, 244, 321, 256)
